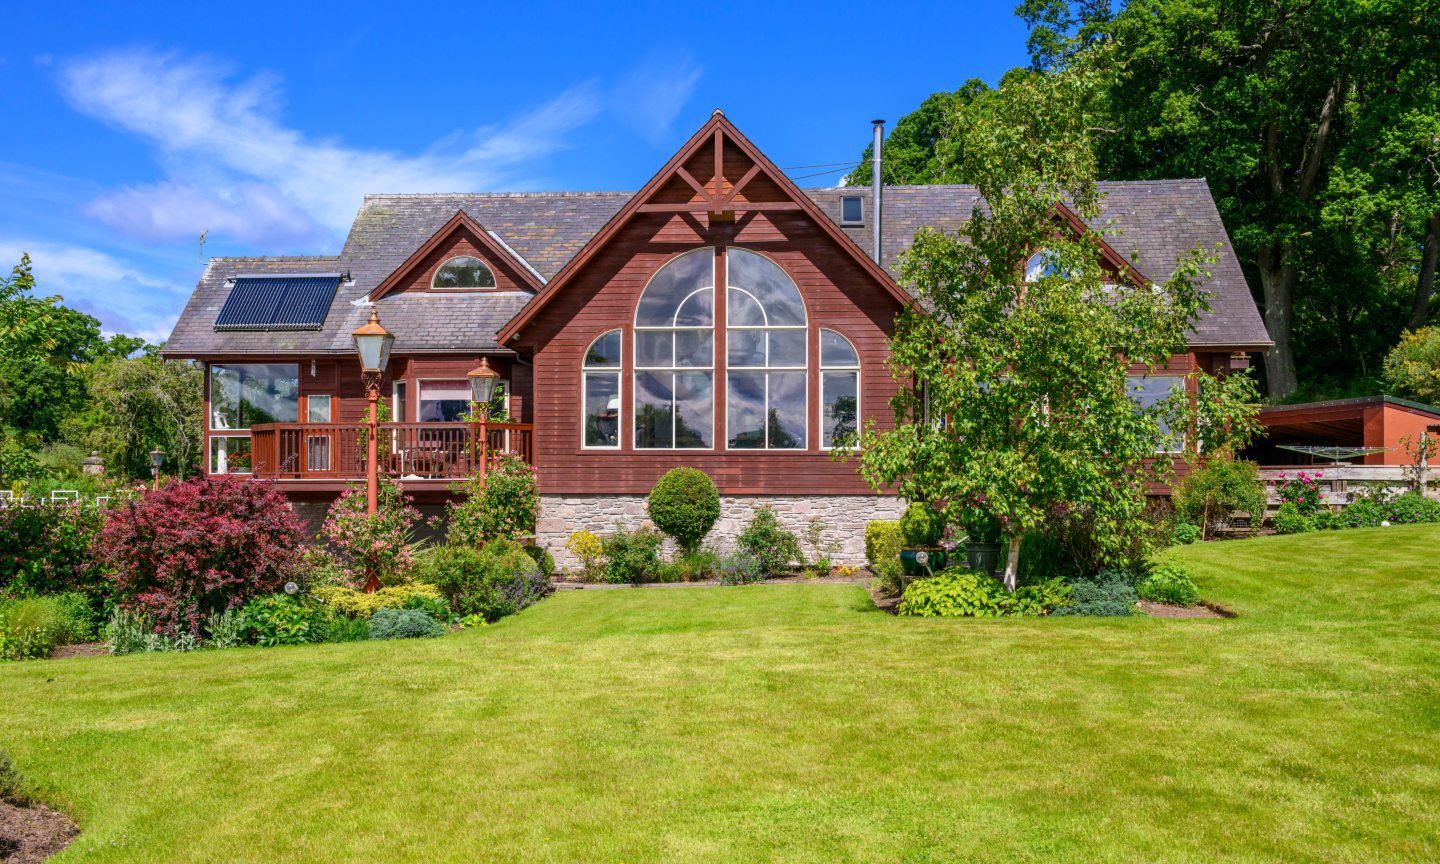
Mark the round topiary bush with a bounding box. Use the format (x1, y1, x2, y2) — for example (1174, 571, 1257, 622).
(646, 467, 720, 554)
(900, 502, 946, 547)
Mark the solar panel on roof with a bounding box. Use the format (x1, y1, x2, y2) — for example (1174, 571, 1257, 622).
(214, 274, 341, 331)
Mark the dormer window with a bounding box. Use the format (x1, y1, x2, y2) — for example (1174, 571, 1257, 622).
(433, 255, 496, 289)
(839, 195, 864, 225)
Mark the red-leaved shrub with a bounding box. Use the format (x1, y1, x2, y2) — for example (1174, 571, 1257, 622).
(95, 475, 305, 635)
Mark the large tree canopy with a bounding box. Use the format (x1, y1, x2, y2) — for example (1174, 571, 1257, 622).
(862, 0, 1440, 400)
(855, 53, 1238, 589)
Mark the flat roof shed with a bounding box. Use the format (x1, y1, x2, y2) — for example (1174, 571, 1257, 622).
(1249, 395, 1440, 466)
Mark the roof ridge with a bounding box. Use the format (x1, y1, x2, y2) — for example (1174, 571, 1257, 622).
(206, 255, 340, 262)
(362, 191, 634, 202)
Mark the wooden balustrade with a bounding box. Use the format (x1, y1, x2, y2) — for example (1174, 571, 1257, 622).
(248, 421, 534, 481)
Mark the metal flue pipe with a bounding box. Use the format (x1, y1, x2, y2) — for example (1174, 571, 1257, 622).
(871, 119, 885, 265)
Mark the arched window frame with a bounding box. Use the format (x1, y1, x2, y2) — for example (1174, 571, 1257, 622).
(724, 247, 808, 451)
(581, 329, 623, 450)
(432, 255, 497, 290)
(818, 329, 861, 451)
(632, 248, 715, 449)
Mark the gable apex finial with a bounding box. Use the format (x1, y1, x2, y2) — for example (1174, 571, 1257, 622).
(712, 107, 725, 117)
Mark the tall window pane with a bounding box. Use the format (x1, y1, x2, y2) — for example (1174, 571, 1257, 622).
(209, 364, 299, 430)
(726, 248, 806, 449)
(634, 249, 714, 448)
(1127, 375, 1185, 453)
(820, 330, 860, 449)
(583, 330, 621, 448)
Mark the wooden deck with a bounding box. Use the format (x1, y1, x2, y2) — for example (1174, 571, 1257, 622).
(249, 421, 533, 482)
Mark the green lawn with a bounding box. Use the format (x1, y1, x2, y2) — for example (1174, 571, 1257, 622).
(3, 527, 1438, 863)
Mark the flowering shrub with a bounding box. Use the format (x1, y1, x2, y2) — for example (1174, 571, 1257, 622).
(564, 530, 605, 581)
(319, 478, 425, 588)
(448, 456, 540, 546)
(0, 501, 107, 598)
(95, 475, 304, 636)
(1275, 471, 1325, 515)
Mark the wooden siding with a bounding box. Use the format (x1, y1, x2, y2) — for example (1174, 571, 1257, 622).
(513, 209, 904, 496)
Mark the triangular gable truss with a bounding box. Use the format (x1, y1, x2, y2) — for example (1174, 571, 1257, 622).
(370, 210, 547, 301)
(497, 111, 915, 344)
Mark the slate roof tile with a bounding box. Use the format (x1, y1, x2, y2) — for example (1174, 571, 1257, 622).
(164, 181, 1270, 357)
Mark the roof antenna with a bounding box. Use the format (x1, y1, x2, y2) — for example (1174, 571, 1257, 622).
(198, 229, 209, 263)
(871, 120, 884, 265)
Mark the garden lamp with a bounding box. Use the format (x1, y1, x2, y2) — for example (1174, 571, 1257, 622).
(467, 357, 500, 406)
(467, 357, 501, 480)
(149, 447, 165, 490)
(352, 309, 395, 375)
(352, 309, 395, 549)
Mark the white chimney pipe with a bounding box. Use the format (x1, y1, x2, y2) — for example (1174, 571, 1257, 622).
(871, 119, 885, 266)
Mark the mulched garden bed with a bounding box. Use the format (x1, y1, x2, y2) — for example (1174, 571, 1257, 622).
(49, 643, 106, 660)
(1139, 600, 1229, 618)
(0, 798, 78, 864)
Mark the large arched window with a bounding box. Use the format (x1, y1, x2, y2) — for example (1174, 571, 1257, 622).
(633, 249, 714, 448)
(433, 255, 496, 289)
(583, 330, 622, 448)
(726, 248, 807, 449)
(819, 329, 859, 449)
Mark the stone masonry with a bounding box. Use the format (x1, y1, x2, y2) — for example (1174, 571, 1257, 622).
(538, 494, 907, 570)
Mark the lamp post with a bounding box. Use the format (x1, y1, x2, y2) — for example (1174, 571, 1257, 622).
(352, 310, 395, 517)
(148, 447, 165, 490)
(467, 358, 501, 478)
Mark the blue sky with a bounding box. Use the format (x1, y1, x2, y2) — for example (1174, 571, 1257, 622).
(1, 1, 1030, 342)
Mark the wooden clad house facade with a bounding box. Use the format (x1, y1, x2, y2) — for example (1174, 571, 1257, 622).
(163, 112, 1272, 563)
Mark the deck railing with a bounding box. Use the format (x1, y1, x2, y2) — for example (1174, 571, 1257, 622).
(249, 421, 534, 481)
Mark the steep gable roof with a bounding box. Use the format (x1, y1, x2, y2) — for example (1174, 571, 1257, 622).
(164, 176, 1271, 356)
(495, 111, 914, 345)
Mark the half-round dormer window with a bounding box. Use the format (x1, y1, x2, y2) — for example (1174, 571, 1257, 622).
(433, 256, 496, 289)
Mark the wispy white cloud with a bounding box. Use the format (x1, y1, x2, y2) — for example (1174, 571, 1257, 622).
(0, 238, 190, 342)
(609, 53, 704, 146)
(58, 50, 608, 244)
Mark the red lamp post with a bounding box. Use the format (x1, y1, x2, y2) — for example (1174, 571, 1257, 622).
(467, 358, 501, 478)
(353, 310, 395, 592)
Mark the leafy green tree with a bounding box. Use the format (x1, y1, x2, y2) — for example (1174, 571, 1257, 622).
(856, 52, 1215, 590)
(0, 254, 142, 449)
(1383, 326, 1440, 403)
(1017, 0, 1439, 398)
(60, 347, 203, 480)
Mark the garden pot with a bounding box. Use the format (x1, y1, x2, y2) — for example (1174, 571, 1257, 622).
(964, 542, 1002, 578)
(899, 547, 947, 576)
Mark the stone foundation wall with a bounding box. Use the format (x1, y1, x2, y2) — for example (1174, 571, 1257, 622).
(537, 494, 907, 570)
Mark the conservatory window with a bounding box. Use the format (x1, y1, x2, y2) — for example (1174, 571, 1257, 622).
(726, 248, 806, 449)
(209, 363, 299, 430)
(1127, 375, 1186, 453)
(209, 435, 252, 474)
(820, 330, 860, 450)
(634, 249, 714, 448)
(433, 255, 496, 289)
(583, 330, 622, 448)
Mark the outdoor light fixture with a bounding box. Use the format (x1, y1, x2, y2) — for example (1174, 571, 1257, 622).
(283, 582, 300, 596)
(352, 309, 394, 375)
(352, 310, 395, 568)
(467, 357, 500, 406)
(149, 447, 165, 490)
